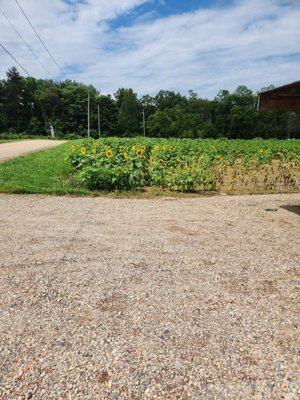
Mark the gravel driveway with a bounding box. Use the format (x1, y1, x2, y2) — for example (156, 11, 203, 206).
(0, 193, 299, 399)
(0, 140, 67, 162)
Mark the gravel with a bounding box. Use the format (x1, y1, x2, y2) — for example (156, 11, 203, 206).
(0, 192, 299, 399)
(0, 140, 67, 162)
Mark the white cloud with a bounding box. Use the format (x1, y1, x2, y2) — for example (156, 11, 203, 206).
(0, 0, 299, 98)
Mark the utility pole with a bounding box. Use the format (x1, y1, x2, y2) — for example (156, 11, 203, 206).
(142, 108, 146, 137)
(97, 104, 101, 138)
(87, 91, 90, 138)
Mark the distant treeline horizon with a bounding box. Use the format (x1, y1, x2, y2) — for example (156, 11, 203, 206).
(0, 66, 299, 139)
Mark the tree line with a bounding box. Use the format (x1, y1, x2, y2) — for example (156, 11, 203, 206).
(0, 66, 299, 139)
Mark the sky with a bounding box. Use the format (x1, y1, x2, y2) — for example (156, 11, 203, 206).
(0, 0, 299, 98)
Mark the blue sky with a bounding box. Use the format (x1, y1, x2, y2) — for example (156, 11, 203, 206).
(0, 0, 299, 98)
(110, 0, 232, 28)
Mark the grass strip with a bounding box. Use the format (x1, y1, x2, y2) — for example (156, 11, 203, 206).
(0, 141, 94, 195)
(0, 140, 20, 143)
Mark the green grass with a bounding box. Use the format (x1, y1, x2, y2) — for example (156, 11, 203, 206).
(1, 138, 299, 197)
(0, 140, 209, 197)
(0, 140, 95, 195)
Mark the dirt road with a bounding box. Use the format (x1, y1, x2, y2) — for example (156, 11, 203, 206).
(0, 193, 299, 399)
(0, 140, 67, 162)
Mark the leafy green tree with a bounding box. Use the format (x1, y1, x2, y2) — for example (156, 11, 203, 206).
(154, 90, 186, 111)
(60, 81, 98, 134)
(98, 94, 118, 136)
(148, 109, 173, 137)
(0, 67, 299, 139)
(35, 80, 62, 130)
(115, 88, 140, 135)
(228, 105, 258, 139)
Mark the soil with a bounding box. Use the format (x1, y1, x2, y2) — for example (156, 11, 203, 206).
(0, 193, 299, 399)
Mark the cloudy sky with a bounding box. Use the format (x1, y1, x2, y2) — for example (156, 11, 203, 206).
(0, 0, 299, 98)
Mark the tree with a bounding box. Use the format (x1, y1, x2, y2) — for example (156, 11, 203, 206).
(0, 66, 298, 138)
(4, 67, 29, 132)
(98, 94, 118, 136)
(34, 80, 61, 133)
(0, 79, 8, 132)
(60, 81, 98, 134)
(115, 88, 140, 135)
(228, 105, 258, 139)
(154, 90, 186, 111)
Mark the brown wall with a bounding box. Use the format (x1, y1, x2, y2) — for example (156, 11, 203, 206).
(258, 83, 300, 111)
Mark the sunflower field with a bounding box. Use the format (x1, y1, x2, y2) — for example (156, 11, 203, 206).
(66, 138, 300, 193)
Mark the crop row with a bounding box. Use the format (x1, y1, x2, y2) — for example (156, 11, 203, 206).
(66, 138, 300, 192)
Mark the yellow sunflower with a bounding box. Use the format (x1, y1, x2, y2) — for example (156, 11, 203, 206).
(132, 145, 136, 151)
(169, 146, 175, 151)
(72, 145, 76, 152)
(136, 149, 142, 156)
(92, 148, 96, 154)
(140, 155, 146, 161)
(141, 145, 146, 151)
(123, 152, 128, 160)
(106, 150, 113, 158)
(119, 146, 125, 152)
(154, 145, 160, 151)
(159, 159, 164, 164)
(162, 145, 167, 151)
(81, 147, 86, 155)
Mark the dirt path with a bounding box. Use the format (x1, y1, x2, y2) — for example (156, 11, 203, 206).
(0, 140, 67, 162)
(0, 193, 299, 399)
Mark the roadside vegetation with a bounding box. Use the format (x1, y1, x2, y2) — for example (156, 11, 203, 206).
(0, 138, 299, 196)
(0, 143, 89, 195)
(1, 67, 299, 140)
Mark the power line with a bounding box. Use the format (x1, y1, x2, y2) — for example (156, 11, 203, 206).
(14, 0, 67, 79)
(0, 7, 55, 79)
(0, 41, 32, 77)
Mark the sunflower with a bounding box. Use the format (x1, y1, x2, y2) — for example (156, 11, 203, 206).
(169, 146, 175, 151)
(141, 145, 146, 151)
(92, 148, 96, 154)
(140, 155, 146, 161)
(159, 159, 164, 164)
(136, 149, 142, 156)
(162, 145, 167, 151)
(119, 146, 125, 152)
(151, 149, 154, 154)
(72, 145, 76, 152)
(123, 152, 128, 160)
(106, 150, 113, 158)
(81, 147, 86, 155)
(132, 145, 136, 151)
(154, 145, 160, 151)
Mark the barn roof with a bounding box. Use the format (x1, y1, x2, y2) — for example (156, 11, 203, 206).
(258, 80, 300, 112)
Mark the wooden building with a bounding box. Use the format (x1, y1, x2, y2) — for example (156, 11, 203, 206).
(258, 81, 300, 112)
